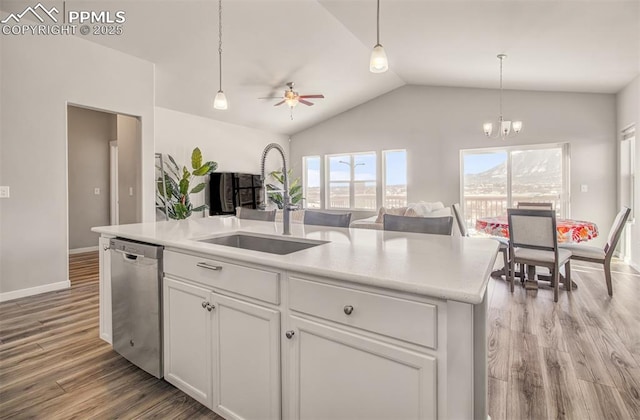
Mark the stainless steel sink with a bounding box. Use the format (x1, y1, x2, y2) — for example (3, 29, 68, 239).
(197, 233, 328, 255)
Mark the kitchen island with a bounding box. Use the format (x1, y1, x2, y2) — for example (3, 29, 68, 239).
(93, 216, 498, 420)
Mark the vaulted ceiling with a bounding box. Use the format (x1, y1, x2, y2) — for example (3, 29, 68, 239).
(2, 0, 638, 135)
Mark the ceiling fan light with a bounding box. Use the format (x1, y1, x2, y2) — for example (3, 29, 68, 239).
(512, 121, 523, 133)
(370, 44, 388, 73)
(214, 90, 228, 110)
(483, 122, 493, 137)
(285, 98, 298, 108)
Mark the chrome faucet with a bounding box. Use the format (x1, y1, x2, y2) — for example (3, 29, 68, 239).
(260, 143, 291, 235)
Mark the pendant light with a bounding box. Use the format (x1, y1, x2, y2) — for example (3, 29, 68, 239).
(369, 0, 388, 73)
(483, 54, 522, 139)
(213, 0, 228, 110)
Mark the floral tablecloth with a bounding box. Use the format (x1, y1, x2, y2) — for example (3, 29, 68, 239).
(475, 216, 598, 243)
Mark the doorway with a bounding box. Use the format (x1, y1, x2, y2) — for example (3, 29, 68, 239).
(67, 105, 142, 281)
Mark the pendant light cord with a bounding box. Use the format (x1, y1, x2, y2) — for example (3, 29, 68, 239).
(218, 0, 223, 92)
(376, 0, 381, 45)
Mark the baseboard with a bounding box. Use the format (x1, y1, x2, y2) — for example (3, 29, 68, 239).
(629, 260, 640, 274)
(69, 246, 99, 255)
(0, 280, 70, 302)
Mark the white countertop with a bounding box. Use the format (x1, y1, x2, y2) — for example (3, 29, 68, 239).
(92, 217, 499, 304)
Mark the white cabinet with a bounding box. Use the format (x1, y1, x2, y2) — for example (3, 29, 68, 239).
(163, 250, 281, 420)
(163, 277, 213, 408)
(98, 236, 112, 344)
(286, 316, 437, 420)
(212, 293, 281, 420)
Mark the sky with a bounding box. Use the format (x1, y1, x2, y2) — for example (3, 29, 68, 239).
(463, 152, 506, 175)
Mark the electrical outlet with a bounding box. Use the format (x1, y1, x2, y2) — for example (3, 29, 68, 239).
(0, 186, 9, 198)
(94, 188, 101, 195)
(580, 184, 588, 193)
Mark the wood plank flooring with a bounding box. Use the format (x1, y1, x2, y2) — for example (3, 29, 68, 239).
(1, 252, 639, 419)
(0, 252, 221, 419)
(488, 260, 640, 420)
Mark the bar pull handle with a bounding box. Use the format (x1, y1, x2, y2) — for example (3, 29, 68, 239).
(197, 262, 223, 271)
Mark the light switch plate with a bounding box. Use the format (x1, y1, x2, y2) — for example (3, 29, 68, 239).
(94, 188, 101, 195)
(580, 184, 588, 193)
(0, 186, 9, 198)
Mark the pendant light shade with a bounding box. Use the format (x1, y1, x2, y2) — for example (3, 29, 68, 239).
(214, 0, 228, 110)
(214, 90, 228, 110)
(370, 44, 388, 73)
(370, 0, 388, 73)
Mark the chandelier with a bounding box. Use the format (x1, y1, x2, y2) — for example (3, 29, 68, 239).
(483, 54, 522, 139)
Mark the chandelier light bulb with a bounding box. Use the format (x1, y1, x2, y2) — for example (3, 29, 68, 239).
(483, 123, 493, 137)
(512, 120, 523, 133)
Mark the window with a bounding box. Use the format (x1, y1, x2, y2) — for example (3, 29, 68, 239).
(327, 152, 377, 210)
(461, 143, 569, 230)
(302, 149, 407, 211)
(383, 150, 407, 207)
(620, 125, 635, 222)
(303, 156, 321, 208)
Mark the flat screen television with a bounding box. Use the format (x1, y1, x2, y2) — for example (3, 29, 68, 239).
(209, 172, 265, 215)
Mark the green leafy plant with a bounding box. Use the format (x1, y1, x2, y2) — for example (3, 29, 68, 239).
(156, 148, 217, 220)
(266, 169, 304, 209)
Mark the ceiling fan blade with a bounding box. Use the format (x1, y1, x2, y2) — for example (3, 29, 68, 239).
(273, 100, 286, 107)
(258, 96, 283, 100)
(299, 94, 324, 99)
(298, 99, 314, 106)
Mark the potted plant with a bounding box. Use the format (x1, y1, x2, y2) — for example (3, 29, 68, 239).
(157, 148, 218, 219)
(265, 169, 304, 209)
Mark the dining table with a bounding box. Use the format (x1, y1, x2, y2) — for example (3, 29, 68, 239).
(475, 215, 599, 289)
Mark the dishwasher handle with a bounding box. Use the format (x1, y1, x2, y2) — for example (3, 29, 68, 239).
(113, 248, 146, 261)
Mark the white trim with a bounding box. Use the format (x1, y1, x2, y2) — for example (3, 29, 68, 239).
(629, 260, 640, 274)
(69, 246, 99, 254)
(0, 280, 70, 302)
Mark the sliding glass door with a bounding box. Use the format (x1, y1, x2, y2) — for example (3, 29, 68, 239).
(461, 144, 569, 230)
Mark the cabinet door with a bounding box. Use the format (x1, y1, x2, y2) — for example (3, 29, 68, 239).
(212, 293, 281, 420)
(286, 316, 437, 420)
(163, 277, 213, 408)
(98, 236, 112, 344)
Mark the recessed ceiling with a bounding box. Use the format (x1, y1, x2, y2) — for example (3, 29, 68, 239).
(2, 0, 637, 136)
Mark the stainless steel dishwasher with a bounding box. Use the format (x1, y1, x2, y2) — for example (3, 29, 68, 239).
(110, 238, 163, 378)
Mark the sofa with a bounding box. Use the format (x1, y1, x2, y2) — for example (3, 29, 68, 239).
(349, 202, 451, 230)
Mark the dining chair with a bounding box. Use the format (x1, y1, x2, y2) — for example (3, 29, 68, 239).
(452, 203, 510, 277)
(383, 214, 453, 236)
(559, 207, 631, 296)
(303, 210, 352, 228)
(516, 202, 554, 210)
(507, 208, 572, 302)
(236, 207, 277, 222)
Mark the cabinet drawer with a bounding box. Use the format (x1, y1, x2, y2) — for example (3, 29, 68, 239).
(164, 250, 280, 304)
(289, 277, 437, 349)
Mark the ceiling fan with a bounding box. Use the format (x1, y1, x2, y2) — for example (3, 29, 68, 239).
(259, 82, 325, 108)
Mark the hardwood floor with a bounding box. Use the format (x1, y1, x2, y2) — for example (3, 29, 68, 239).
(487, 260, 640, 420)
(2, 252, 639, 419)
(0, 252, 221, 419)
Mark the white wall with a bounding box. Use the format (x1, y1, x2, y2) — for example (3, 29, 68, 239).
(154, 107, 289, 217)
(67, 106, 116, 250)
(291, 85, 617, 246)
(617, 75, 640, 269)
(0, 34, 155, 298)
